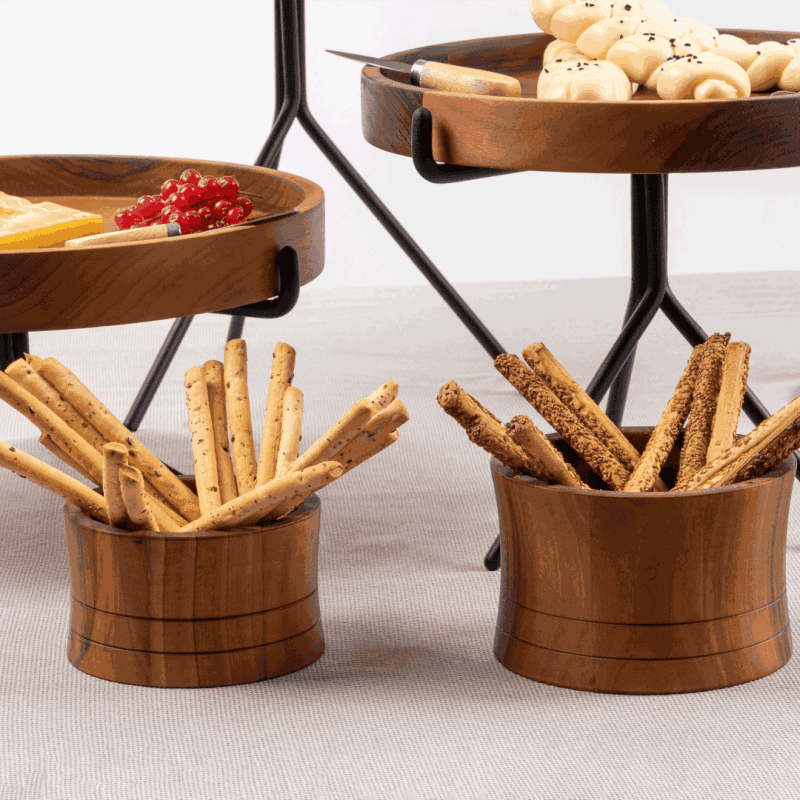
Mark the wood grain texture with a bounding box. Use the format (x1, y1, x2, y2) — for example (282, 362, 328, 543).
(491, 427, 794, 693)
(0, 155, 324, 333)
(361, 30, 800, 173)
(64, 483, 324, 687)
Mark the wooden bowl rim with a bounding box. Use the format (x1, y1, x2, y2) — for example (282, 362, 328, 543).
(63, 490, 321, 540)
(490, 425, 795, 498)
(0, 154, 324, 254)
(366, 28, 800, 106)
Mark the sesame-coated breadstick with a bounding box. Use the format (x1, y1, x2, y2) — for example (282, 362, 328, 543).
(706, 341, 750, 464)
(204, 360, 238, 505)
(224, 338, 257, 496)
(735, 421, 800, 483)
(494, 354, 631, 490)
(257, 342, 296, 486)
(275, 386, 304, 477)
(185, 366, 221, 516)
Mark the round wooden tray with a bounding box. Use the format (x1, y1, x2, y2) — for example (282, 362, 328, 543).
(361, 28, 800, 173)
(0, 155, 324, 333)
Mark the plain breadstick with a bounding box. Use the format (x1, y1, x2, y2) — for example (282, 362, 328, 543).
(287, 398, 374, 474)
(275, 386, 304, 476)
(0, 439, 110, 523)
(178, 461, 343, 533)
(333, 399, 408, 469)
(38, 433, 96, 483)
(257, 342, 296, 486)
(185, 366, 221, 516)
(365, 380, 399, 412)
(523, 343, 669, 492)
(706, 341, 750, 464)
(204, 360, 237, 505)
(224, 338, 257, 495)
(102, 443, 130, 528)
(5, 358, 107, 451)
(37, 358, 201, 521)
(118, 465, 160, 532)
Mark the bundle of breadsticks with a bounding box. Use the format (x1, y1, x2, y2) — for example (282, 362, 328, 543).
(438, 334, 800, 492)
(0, 340, 408, 531)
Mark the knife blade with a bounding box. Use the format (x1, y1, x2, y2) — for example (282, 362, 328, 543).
(64, 208, 298, 248)
(327, 49, 521, 97)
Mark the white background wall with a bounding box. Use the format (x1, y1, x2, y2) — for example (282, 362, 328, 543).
(2, 0, 797, 291)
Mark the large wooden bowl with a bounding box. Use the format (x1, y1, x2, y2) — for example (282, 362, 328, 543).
(361, 29, 800, 173)
(64, 480, 324, 688)
(491, 427, 794, 694)
(0, 155, 324, 333)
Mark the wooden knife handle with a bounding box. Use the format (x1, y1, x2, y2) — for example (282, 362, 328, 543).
(64, 224, 176, 248)
(417, 61, 521, 97)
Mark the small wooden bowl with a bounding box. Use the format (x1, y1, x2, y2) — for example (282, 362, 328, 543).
(361, 29, 800, 173)
(0, 154, 324, 333)
(491, 427, 794, 694)
(64, 478, 324, 688)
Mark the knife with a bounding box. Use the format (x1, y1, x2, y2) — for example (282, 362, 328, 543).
(327, 49, 521, 97)
(63, 208, 298, 248)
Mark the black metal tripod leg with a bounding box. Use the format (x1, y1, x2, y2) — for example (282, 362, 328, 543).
(605, 175, 667, 424)
(1, 332, 30, 371)
(123, 316, 194, 432)
(660, 287, 800, 480)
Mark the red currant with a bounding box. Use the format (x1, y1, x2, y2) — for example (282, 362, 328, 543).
(166, 211, 191, 234)
(217, 176, 239, 201)
(201, 222, 217, 232)
(185, 209, 203, 230)
(225, 207, 245, 225)
(197, 176, 220, 202)
(235, 197, 253, 217)
(160, 179, 180, 200)
(165, 191, 190, 212)
(179, 168, 202, 187)
(135, 195, 164, 220)
(114, 207, 141, 229)
(211, 199, 234, 220)
(159, 204, 180, 224)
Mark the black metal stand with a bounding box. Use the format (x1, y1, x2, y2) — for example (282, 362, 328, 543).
(122, 0, 508, 430)
(0, 332, 29, 371)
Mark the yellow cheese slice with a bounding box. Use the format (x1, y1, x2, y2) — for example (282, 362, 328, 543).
(0, 192, 104, 250)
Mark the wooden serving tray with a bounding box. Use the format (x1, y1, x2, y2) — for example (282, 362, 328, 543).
(361, 28, 800, 173)
(0, 155, 324, 333)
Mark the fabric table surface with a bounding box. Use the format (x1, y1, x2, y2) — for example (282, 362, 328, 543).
(0, 271, 798, 800)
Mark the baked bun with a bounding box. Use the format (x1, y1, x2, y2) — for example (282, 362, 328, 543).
(537, 58, 634, 100)
(747, 44, 800, 91)
(606, 30, 705, 83)
(655, 52, 751, 99)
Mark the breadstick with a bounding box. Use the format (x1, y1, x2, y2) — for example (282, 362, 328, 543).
(338, 428, 399, 475)
(204, 360, 237, 505)
(224, 338, 257, 495)
(494, 354, 631, 490)
(674, 392, 800, 492)
(38, 433, 96, 482)
(366, 380, 399, 412)
(256, 342, 296, 486)
(622, 343, 705, 492)
(102, 443, 130, 528)
(505, 415, 588, 489)
(286, 398, 373, 473)
(676, 333, 730, 485)
(437, 380, 546, 476)
(178, 461, 343, 533)
(333, 398, 408, 469)
(0, 370, 106, 484)
(275, 386, 304, 476)
(24, 353, 43, 370)
(735, 420, 800, 482)
(185, 366, 221, 516)
(38, 358, 200, 521)
(118, 465, 160, 532)
(5, 358, 107, 452)
(0, 439, 110, 523)
(523, 343, 668, 492)
(706, 341, 750, 463)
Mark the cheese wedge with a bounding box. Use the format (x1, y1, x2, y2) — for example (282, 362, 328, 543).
(0, 192, 103, 250)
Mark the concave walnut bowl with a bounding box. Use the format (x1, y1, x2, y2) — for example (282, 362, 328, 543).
(64, 477, 324, 688)
(491, 426, 794, 694)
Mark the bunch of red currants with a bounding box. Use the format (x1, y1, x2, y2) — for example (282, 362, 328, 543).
(114, 169, 254, 234)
